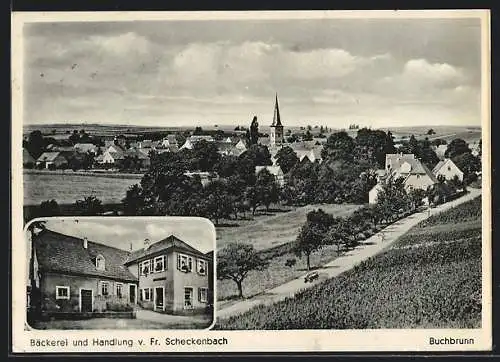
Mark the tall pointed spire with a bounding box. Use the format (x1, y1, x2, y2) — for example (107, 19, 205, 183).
(272, 93, 282, 127)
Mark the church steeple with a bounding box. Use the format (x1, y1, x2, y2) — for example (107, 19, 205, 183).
(271, 93, 282, 127)
(270, 93, 284, 147)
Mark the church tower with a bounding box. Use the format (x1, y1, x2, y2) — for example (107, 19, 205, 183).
(270, 93, 284, 147)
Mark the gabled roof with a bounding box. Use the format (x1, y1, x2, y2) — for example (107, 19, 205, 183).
(36, 152, 66, 162)
(74, 143, 98, 153)
(33, 229, 137, 282)
(432, 160, 446, 174)
(126, 148, 150, 160)
(255, 165, 284, 176)
(125, 234, 207, 264)
(432, 158, 462, 175)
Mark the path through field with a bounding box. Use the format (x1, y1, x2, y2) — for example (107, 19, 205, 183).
(217, 188, 482, 319)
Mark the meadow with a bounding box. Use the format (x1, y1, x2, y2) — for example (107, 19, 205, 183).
(216, 203, 363, 302)
(23, 171, 140, 205)
(216, 203, 362, 251)
(216, 196, 482, 330)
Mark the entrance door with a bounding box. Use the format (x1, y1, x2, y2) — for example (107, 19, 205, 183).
(129, 284, 136, 304)
(80, 289, 93, 312)
(154, 287, 164, 311)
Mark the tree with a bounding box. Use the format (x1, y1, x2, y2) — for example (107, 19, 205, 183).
(192, 140, 221, 172)
(249, 116, 259, 145)
(445, 138, 471, 159)
(193, 126, 204, 135)
(275, 146, 299, 174)
(321, 131, 356, 162)
(25, 130, 47, 159)
(452, 152, 481, 184)
(256, 168, 280, 212)
(294, 209, 334, 270)
(200, 180, 233, 225)
(217, 242, 269, 298)
(303, 130, 313, 141)
(122, 184, 145, 215)
(38, 199, 60, 217)
(354, 128, 396, 168)
(427, 129, 436, 135)
(69, 130, 80, 145)
(75, 196, 104, 216)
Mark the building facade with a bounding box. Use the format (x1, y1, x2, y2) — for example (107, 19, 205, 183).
(29, 229, 212, 317)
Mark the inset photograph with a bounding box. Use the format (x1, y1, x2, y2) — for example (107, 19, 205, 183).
(25, 217, 215, 330)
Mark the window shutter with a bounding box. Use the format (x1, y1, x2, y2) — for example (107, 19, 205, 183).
(198, 288, 201, 302)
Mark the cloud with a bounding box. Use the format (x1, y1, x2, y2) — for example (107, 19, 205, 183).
(88, 32, 151, 56)
(402, 58, 465, 87)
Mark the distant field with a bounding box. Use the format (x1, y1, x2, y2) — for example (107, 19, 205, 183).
(24, 171, 139, 205)
(217, 196, 482, 330)
(216, 203, 362, 251)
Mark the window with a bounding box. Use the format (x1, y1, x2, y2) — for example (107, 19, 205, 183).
(142, 288, 151, 301)
(177, 254, 193, 273)
(184, 287, 194, 309)
(197, 259, 207, 275)
(100, 281, 109, 296)
(448, 166, 451, 171)
(96, 255, 105, 271)
(198, 287, 208, 303)
(140, 260, 151, 276)
(116, 283, 123, 298)
(56, 286, 70, 300)
(154, 255, 165, 273)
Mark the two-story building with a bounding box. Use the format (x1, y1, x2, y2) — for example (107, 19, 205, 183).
(29, 228, 213, 317)
(124, 235, 212, 314)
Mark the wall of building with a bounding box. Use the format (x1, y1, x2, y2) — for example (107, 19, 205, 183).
(172, 251, 210, 314)
(133, 252, 175, 312)
(40, 272, 136, 313)
(436, 161, 464, 181)
(404, 174, 435, 191)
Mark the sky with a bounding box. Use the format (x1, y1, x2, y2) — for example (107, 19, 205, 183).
(23, 15, 483, 129)
(37, 218, 215, 253)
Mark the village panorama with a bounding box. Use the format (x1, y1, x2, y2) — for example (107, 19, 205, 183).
(22, 92, 483, 330)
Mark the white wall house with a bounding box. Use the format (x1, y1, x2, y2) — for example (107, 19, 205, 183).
(432, 158, 464, 182)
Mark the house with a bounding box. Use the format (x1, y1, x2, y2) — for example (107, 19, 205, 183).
(369, 153, 438, 204)
(432, 158, 464, 182)
(255, 165, 285, 187)
(189, 135, 215, 143)
(234, 139, 247, 152)
(29, 229, 212, 316)
(36, 152, 69, 169)
(30, 229, 138, 314)
(469, 141, 481, 157)
(386, 153, 438, 192)
(74, 143, 98, 154)
(179, 139, 194, 151)
(23, 148, 36, 167)
(125, 148, 151, 169)
(124, 235, 212, 314)
(96, 149, 125, 167)
(161, 134, 179, 148)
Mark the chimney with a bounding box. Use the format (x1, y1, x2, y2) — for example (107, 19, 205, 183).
(83, 237, 88, 249)
(144, 238, 150, 250)
(130, 243, 133, 251)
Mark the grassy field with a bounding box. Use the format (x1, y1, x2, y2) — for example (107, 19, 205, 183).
(216, 203, 363, 302)
(216, 203, 362, 251)
(216, 196, 482, 330)
(24, 171, 140, 205)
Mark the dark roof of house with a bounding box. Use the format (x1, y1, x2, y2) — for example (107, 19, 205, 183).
(33, 229, 137, 282)
(125, 234, 207, 264)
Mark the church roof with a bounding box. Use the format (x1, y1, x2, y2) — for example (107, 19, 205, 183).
(271, 93, 283, 127)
